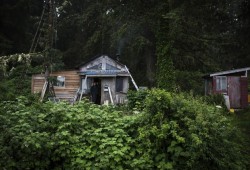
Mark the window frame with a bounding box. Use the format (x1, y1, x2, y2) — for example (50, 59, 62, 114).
(116, 77, 124, 92)
(52, 76, 65, 87)
(215, 76, 227, 92)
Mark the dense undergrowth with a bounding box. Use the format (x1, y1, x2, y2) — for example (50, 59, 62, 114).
(0, 89, 248, 169)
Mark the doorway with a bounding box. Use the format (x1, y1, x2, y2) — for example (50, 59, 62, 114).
(90, 78, 101, 104)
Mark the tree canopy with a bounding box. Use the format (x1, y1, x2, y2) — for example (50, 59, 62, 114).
(0, 0, 249, 90)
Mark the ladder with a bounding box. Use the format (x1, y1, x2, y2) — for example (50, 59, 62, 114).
(125, 65, 139, 91)
(40, 78, 56, 102)
(73, 76, 88, 103)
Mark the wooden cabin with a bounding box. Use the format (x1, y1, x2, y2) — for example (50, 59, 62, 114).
(32, 55, 133, 104)
(203, 67, 250, 109)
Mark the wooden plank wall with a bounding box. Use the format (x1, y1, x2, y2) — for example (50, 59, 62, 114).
(32, 70, 80, 100)
(240, 77, 248, 108)
(51, 70, 80, 99)
(32, 74, 46, 93)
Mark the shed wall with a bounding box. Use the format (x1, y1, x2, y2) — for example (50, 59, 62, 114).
(51, 70, 80, 99)
(240, 77, 248, 108)
(32, 70, 80, 100)
(32, 74, 46, 93)
(101, 78, 116, 104)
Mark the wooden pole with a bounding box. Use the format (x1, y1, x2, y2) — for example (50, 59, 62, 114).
(125, 65, 139, 91)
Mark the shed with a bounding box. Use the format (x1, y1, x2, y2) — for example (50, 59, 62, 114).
(32, 55, 134, 104)
(203, 67, 250, 109)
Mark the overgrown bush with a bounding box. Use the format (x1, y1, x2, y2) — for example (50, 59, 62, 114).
(0, 90, 248, 169)
(0, 97, 140, 169)
(127, 89, 149, 111)
(203, 93, 227, 108)
(135, 89, 247, 169)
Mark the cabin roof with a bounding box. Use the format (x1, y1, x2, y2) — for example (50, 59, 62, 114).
(203, 67, 250, 78)
(77, 55, 130, 76)
(76, 54, 125, 69)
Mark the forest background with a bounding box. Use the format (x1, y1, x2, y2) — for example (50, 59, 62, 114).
(0, 0, 249, 97)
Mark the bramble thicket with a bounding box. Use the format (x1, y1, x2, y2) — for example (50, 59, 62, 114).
(0, 89, 248, 169)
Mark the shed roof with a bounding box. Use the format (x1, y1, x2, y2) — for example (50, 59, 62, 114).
(203, 67, 250, 78)
(76, 54, 125, 69)
(77, 55, 130, 77)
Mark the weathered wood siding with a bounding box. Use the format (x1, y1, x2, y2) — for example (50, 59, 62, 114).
(80, 55, 125, 71)
(32, 70, 80, 100)
(32, 74, 46, 93)
(101, 78, 116, 104)
(51, 70, 80, 99)
(240, 77, 248, 108)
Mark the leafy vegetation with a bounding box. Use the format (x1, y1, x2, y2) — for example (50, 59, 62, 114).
(0, 90, 248, 169)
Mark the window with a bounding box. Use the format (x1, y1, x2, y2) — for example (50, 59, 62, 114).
(216, 76, 227, 91)
(116, 77, 123, 92)
(52, 76, 65, 87)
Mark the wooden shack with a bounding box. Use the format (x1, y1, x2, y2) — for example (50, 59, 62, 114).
(32, 55, 133, 104)
(203, 67, 250, 109)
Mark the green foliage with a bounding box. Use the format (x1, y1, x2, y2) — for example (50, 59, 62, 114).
(0, 70, 32, 102)
(0, 51, 64, 102)
(127, 90, 149, 111)
(234, 107, 250, 169)
(138, 89, 247, 169)
(175, 70, 204, 94)
(156, 44, 176, 91)
(0, 90, 248, 169)
(0, 98, 139, 169)
(203, 94, 227, 107)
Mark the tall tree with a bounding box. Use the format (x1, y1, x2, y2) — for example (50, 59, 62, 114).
(0, 0, 43, 55)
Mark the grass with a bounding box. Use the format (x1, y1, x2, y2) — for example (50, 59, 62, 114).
(234, 106, 250, 168)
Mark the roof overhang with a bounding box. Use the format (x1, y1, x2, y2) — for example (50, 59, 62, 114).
(203, 67, 250, 78)
(82, 75, 116, 77)
(78, 70, 129, 77)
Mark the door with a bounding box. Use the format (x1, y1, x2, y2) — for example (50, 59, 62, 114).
(81, 77, 93, 93)
(228, 77, 241, 108)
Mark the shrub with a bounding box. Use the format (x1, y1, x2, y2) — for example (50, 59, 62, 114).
(0, 91, 248, 169)
(134, 89, 247, 169)
(127, 89, 149, 111)
(203, 93, 227, 110)
(0, 97, 139, 169)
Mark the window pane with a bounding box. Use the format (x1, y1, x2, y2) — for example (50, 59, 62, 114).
(52, 76, 65, 87)
(116, 77, 123, 92)
(216, 78, 220, 91)
(221, 77, 227, 90)
(216, 76, 227, 91)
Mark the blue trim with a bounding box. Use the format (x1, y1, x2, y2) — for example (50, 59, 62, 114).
(79, 70, 127, 75)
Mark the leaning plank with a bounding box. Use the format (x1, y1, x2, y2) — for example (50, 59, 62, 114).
(40, 80, 48, 101)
